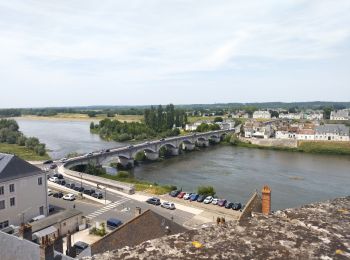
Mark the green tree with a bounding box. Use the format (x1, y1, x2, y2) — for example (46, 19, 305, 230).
(214, 117, 223, 123)
(197, 185, 216, 196)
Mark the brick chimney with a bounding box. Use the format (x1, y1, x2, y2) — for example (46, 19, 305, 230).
(135, 207, 142, 216)
(262, 185, 271, 215)
(53, 231, 63, 253)
(18, 223, 32, 241)
(40, 235, 54, 260)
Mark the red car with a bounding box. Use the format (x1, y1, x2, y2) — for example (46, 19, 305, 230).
(177, 192, 186, 198)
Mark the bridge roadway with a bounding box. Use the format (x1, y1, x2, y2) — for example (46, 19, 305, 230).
(64, 129, 235, 168)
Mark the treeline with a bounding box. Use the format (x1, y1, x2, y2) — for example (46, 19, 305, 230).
(196, 123, 220, 132)
(144, 104, 187, 131)
(0, 119, 47, 155)
(91, 104, 185, 142)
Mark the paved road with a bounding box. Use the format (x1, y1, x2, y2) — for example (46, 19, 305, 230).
(45, 166, 195, 226)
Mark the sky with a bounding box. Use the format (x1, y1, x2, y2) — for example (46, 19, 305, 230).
(0, 0, 350, 108)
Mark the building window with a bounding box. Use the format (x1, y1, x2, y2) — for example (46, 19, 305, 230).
(0, 220, 9, 229)
(10, 197, 15, 207)
(0, 186, 4, 195)
(39, 206, 44, 215)
(9, 184, 15, 193)
(0, 200, 5, 210)
(38, 177, 43, 186)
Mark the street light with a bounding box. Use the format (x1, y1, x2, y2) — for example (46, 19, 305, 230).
(79, 172, 83, 188)
(104, 187, 106, 205)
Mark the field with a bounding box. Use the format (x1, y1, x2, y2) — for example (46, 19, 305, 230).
(0, 143, 50, 161)
(19, 113, 143, 123)
(298, 141, 350, 155)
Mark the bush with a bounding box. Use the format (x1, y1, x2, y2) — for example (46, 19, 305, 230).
(117, 171, 130, 178)
(197, 185, 216, 196)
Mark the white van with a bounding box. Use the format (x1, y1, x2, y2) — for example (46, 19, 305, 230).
(29, 215, 45, 223)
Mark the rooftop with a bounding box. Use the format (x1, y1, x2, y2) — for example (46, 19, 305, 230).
(87, 196, 350, 260)
(0, 153, 43, 183)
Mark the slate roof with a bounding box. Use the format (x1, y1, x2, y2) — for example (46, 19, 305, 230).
(0, 153, 43, 182)
(315, 124, 350, 135)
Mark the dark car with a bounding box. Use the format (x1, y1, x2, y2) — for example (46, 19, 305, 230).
(196, 195, 206, 202)
(105, 149, 110, 152)
(218, 199, 227, 207)
(106, 218, 123, 229)
(232, 202, 242, 210)
(190, 194, 199, 201)
(65, 183, 71, 188)
(43, 160, 53, 164)
(53, 192, 63, 198)
(74, 241, 89, 255)
(74, 186, 80, 191)
(48, 205, 55, 213)
(83, 189, 91, 195)
(58, 179, 66, 186)
(78, 187, 84, 192)
(169, 190, 181, 197)
(53, 173, 63, 179)
(69, 183, 75, 189)
(49, 164, 57, 169)
(225, 201, 234, 209)
(92, 192, 103, 199)
(146, 197, 161, 205)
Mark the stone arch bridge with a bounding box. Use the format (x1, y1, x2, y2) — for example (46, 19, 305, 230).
(64, 129, 235, 169)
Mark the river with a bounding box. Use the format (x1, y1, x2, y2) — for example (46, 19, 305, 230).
(16, 118, 350, 210)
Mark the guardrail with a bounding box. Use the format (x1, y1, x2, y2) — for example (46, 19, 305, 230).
(59, 166, 135, 195)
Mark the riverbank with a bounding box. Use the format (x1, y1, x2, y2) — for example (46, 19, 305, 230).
(0, 143, 50, 160)
(232, 138, 350, 155)
(13, 114, 143, 123)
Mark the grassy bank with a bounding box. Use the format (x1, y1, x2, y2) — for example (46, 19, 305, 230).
(17, 113, 143, 123)
(230, 138, 350, 155)
(0, 143, 50, 161)
(100, 173, 176, 195)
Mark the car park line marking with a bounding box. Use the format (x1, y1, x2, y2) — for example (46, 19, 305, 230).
(85, 198, 130, 219)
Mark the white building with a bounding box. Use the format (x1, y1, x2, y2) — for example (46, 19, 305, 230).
(275, 131, 297, 139)
(296, 129, 315, 140)
(330, 110, 349, 121)
(315, 124, 350, 141)
(279, 113, 302, 120)
(305, 112, 323, 121)
(0, 153, 48, 229)
(253, 111, 271, 119)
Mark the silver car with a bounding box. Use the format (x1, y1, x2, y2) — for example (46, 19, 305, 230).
(161, 201, 175, 210)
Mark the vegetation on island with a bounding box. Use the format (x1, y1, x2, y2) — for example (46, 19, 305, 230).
(90, 104, 187, 142)
(197, 185, 216, 197)
(0, 119, 49, 160)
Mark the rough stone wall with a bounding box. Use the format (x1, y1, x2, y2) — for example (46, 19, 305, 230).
(238, 192, 262, 222)
(86, 196, 350, 260)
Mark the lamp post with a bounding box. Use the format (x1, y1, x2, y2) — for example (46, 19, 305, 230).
(79, 172, 83, 188)
(104, 187, 107, 205)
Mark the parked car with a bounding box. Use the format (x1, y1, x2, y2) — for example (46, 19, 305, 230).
(218, 199, 227, 207)
(53, 173, 63, 179)
(160, 138, 165, 141)
(48, 205, 55, 213)
(92, 192, 103, 199)
(161, 202, 176, 210)
(49, 177, 59, 183)
(232, 202, 242, 210)
(49, 164, 57, 169)
(30, 215, 45, 222)
(203, 196, 213, 204)
(128, 145, 134, 148)
(43, 160, 53, 164)
(63, 194, 76, 201)
(146, 197, 161, 205)
(83, 189, 92, 195)
(47, 189, 53, 196)
(74, 186, 80, 191)
(212, 198, 219, 205)
(59, 158, 67, 163)
(78, 187, 85, 192)
(85, 152, 93, 157)
(177, 191, 186, 198)
(69, 183, 75, 189)
(53, 192, 63, 198)
(196, 195, 206, 202)
(65, 183, 71, 188)
(74, 241, 89, 255)
(58, 179, 66, 186)
(169, 190, 181, 197)
(225, 201, 234, 209)
(106, 218, 123, 229)
(190, 194, 199, 201)
(183, 193, 192, 200)
(105, 149, 110, 152)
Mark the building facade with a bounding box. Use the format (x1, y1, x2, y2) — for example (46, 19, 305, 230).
(0, 153, 48, 228)
(330, 110, 349, 121)
(253, 111, 271, 119)
(315, 124, 350, 141)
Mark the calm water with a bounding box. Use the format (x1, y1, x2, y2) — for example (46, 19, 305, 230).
(16, 118, 350, 210)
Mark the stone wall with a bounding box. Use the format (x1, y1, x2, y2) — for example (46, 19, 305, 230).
(242, 138, 298, 148)
(238, 192, 262, 222)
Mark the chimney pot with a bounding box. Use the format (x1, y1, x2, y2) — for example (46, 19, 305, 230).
(262, 185, 271, 215)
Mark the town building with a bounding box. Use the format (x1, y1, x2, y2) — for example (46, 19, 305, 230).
(330, 109, 349, 121)
(315, 124, 350, 141)
(253, 110, 271, 119)
(0, 153, 48, 229)
(279, 113, 302, 120)
(296, 129, 315, 140)
(243, 121, 273, 139)
(304, 112, 323, 121)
